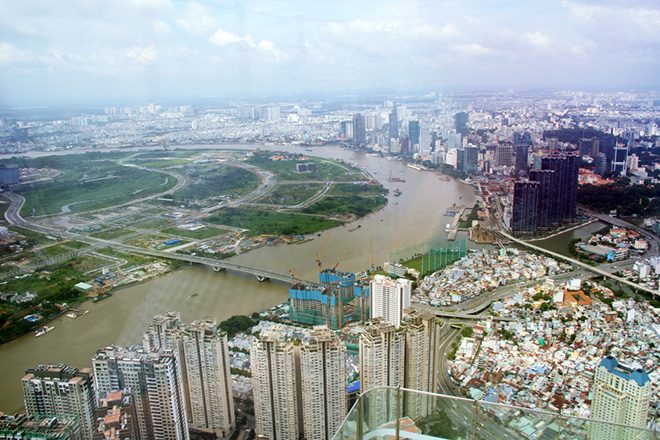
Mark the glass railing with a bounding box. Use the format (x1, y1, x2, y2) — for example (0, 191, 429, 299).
(333, 386, 659, 440)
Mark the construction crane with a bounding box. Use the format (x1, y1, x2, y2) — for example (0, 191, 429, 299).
(370, 238, 375, 274)
(316, 233, 331, 272)
(289, 269, 308, 287)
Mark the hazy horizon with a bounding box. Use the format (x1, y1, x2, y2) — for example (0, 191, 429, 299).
(2, 0, 660, 108)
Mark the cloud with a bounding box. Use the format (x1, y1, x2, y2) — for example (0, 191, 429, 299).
(209, 28, 243, 46)
(176, 1, 218, 36)
(123, 44, 159, 65)
(0, 42, 35, 66)
(152, 20, 172, 36)
(525, 32, 552, 48)
(258, 40, 284, 59)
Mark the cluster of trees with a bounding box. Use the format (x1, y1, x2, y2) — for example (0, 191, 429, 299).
(220, 315, 255, 338)
(578, 182, 660, 217)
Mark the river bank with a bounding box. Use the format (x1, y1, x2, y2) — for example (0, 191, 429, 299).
(0, 143, 481, 413)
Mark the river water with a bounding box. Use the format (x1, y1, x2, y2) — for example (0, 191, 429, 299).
(0, 144, 482, 413)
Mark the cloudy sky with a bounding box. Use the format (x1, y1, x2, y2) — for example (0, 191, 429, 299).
(1, 0, 659, 107)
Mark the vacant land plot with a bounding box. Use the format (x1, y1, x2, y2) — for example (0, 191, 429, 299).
(16, 153, 175, 216)
(246, 152, 363, 181)
(258, 183, 323, 206)
(171, 163, 260, 203)
(302, 184, 388, 217)
(207, 208, 341, 236)
(161, 226, 230, 240)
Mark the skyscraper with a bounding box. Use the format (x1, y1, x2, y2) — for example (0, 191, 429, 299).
(496, 144, 514, 167)
(92, 346, 189, 440)
(388, 105, 398, 140)
(463, 145, 479, 174)
(401, 310, 438, 419)
(352, 113, 366, 145)
(300, 328, 348, 440)
(514, 145, 529, 177)
(251, 325, 348, 440)
(511, 181, 539, 235)
(612, 143, 629, 175)
(251, 328, 300, 440)
(370, 274, 411, 328)
(22, 365, 96, 440)
(180, 318, 235, 437)
(595, 152, 608, 176)
(528, 169, 555, 231)
(143, 313, 235, 437)
(589, 356, 651, 440)
(539, 152, 579, 225)
(408, 120, 420, 147)
(359, 319, 405, 428)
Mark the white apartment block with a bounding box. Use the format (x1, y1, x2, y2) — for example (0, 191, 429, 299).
(250, 328, 300, 440)
(370, 274, 411, 328)
(300, 327, 348, 440)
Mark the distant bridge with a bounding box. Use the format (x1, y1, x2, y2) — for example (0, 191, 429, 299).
(111, 244, 311, 284)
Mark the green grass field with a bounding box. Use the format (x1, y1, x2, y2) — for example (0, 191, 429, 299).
(246, 152, 363, 181)
(161, 227, 230, 240)
(17, 154, 176, 216)
(258, 183, 323, 206)
(207, 208, 341, 236)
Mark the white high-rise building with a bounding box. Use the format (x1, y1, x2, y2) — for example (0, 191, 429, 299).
(589, 356, 652, 440)
(93, 346, 189, 440)
(22, 364, 96, 440)
(370, 274, 411, 328)
(143, 313, 235, 437)
(250, 327, 300, 440)
(181, 318, 236, 437)
(359, 319, 405, 429)
(401, 310, 438, 418)
(251, 325, 348, 440)
(300, 328, 348, 440)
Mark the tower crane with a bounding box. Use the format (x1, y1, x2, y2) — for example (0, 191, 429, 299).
(315, 233, 331, 272)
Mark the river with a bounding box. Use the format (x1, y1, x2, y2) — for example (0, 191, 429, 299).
(0, 144, 481, 413)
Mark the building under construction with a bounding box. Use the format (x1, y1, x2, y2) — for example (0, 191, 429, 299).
(289, 269, 370, 329)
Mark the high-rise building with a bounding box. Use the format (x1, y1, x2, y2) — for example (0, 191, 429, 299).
(595, 152, 608, 176)
(514, 145, 529, 177)
(93, 390, 138, 440)
(92, 347, 189, 440)
(463, 145, 479, 174)
(143, 313, 235, 437)
(528, 169, 555, 231)
(180, 318, 235, 437)
(589, 356, 651, 440)
(612, 143, 629, 175)
(300, 328, 348, 440)
(251, 328, 300, 440)
(252, 325, 349, 440)
(388, 105, 398, 140)
(511, 181, 539, 235)
(359, 319, 405, 428)
(513, 152, 578, 234)
(352, 114, 366, 145)
(401, 310, 438, 419)
(340, 120, 353, 139)
(496, 144, 514, 167)
(408, 121, 420, 147)
(370, 275, 411, 328)
(22, 365, 96, 440)
(539, 152, 579, 225)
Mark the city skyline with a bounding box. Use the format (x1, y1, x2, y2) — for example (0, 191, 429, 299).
(2, 0, 660, 108)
